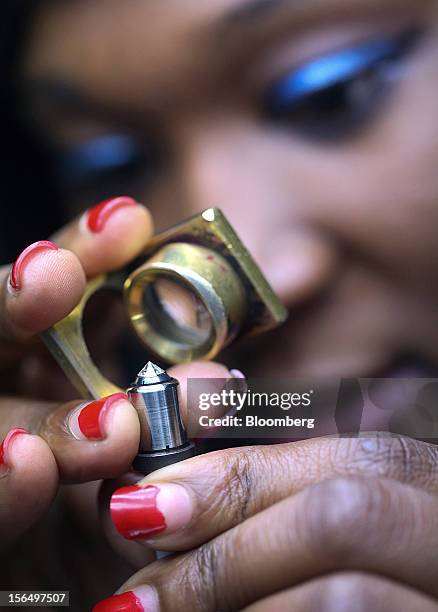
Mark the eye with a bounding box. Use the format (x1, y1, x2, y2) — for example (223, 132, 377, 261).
(262, 29, 421, 141)
(53, 133, 161, 199)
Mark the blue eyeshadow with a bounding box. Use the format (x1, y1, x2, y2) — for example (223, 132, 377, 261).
(265, 32, 414, 115)
(57, 134, 141, 183)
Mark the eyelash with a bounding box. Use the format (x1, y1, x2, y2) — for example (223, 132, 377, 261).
(262, 28, 422, 142)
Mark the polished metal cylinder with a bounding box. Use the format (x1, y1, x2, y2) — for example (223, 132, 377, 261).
(127, 361, 188, 452)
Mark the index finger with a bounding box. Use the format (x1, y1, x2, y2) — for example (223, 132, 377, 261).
(109, 434, 438, 549)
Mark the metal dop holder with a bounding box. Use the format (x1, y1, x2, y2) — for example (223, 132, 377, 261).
(127, 361, 195, 472)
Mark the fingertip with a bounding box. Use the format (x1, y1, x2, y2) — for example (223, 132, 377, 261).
(93, 587, 159, 612)
(66, 396, 139, 445)
(84, 203, 153, 273)
(44, 396, 140, 483)
(169, 361, 234, 382)
(85, 199, 154, 238)
(88, 397, 141, 477)
(75, 199, 153, 276)
(105, 398, 141, 445)
(169, 361, 236, 416)
(0, 431, 58, 539)
(7, 431, 58, 485)
(110, 482, 193, 543)
(67, 394, 130, 441)
(5, 246, 86, 336)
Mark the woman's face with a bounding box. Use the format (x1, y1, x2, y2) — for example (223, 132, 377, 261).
(21, 0, 438, 378)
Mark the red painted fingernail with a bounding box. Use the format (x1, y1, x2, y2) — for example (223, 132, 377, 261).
(93, 591, 144, 612)
(86, 196, 138, 233)
(0, 428, 28, 468)
(76, 393, 128, 440)
(9, 241, 59, 291)
(93, 587, 158, 612)
(111, 484, 166, 540)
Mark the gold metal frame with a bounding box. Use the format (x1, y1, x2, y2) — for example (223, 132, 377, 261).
(41, 208, 287, 399)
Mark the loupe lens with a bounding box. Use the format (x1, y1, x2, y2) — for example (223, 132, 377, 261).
(142, 277, 212, 347)
(124, 241, 247, 362)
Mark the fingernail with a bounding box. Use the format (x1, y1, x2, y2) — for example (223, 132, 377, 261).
(85, 196, 138, 233)
(9, 241, 59, 291)
(110, 483, 192, 541)
(230, 368, 245, 379)
(68, 393, 128, 440)
(0, 428, 29, 471)
(93, 587, 159, 612)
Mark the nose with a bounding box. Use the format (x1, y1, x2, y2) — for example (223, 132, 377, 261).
(174, 116, 338, 308)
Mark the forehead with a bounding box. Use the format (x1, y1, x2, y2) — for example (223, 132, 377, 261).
(24, 0, 417, 112)
(25, 0, 220, 107)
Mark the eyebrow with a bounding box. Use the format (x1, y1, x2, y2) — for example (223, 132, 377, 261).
(216, 0, 304, 41)
(221, 0, 291, 25)
(210, 0, 417, 73)
(210, 0, 340, 70)
(215, 0, 413, 40)
(203, 0, 310, 78)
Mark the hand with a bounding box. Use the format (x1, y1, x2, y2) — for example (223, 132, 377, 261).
(0, 197, 151, 546)
(0, 196, 242, 612)
(103, 434, 438, 611)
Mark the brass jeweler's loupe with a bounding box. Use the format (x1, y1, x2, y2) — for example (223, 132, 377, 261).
(41, 208, 288, 399)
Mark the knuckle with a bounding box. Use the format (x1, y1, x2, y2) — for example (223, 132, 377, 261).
(213, 447, 264, 523)
(179, 537, 233, 612)
(309, 572, 388, 612)
(345, 434, 438, 486)
(301, 477, 391, 563)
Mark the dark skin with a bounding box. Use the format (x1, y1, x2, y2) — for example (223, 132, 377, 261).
(1, 0, 438, 609)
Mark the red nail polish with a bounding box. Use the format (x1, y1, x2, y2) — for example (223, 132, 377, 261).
(86, 196, 138, 233)
(111, 484, 166, 540)
(10, 241, 59, 291)
(93, 591, 144, 612)
(77, 393, 127, 440)
(0, 428, 28, 467)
